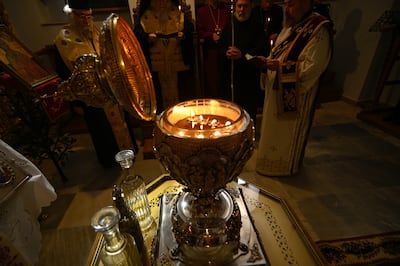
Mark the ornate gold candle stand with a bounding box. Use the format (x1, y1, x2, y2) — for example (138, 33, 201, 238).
(153, 99, 266, 264)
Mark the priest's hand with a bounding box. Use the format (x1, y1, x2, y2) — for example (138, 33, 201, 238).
(226, 46, 242, 60)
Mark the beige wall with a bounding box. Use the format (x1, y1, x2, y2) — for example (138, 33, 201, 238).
(328, 0, 399, 106)
(2, 0, 131, 52)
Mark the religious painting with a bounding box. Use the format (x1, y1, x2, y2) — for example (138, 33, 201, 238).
(0, 25, 57, 88)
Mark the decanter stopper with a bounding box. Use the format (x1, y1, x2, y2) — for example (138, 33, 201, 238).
(115, 149, 135, 169)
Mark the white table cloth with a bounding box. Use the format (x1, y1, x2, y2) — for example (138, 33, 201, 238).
(0, 139, 57, 265)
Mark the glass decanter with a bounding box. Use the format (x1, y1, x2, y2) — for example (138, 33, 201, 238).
(115, 150, 154, 232)
(91, 206, 143, 266)
(112, 185, 150, 266)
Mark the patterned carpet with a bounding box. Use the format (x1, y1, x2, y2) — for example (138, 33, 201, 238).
(316, 231, 400, 265)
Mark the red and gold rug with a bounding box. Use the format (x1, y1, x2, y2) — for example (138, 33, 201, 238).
(316, 231, 400, 265)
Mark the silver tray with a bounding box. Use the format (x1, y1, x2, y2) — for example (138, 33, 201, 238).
(87, 174, 325, 266)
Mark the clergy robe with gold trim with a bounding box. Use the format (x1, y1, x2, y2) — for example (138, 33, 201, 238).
(256, 14, 332, 176)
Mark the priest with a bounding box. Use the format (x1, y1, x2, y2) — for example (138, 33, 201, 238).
(256, 0, 333, 176)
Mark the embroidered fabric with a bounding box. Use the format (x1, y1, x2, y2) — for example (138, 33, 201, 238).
(0, 140, 57, 264)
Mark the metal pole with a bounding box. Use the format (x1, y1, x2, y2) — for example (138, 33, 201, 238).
(230, 0, 235, 102)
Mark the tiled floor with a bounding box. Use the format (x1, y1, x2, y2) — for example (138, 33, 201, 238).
(36, 100, 400, 265)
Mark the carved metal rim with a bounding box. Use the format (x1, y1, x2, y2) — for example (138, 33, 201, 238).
(100, 13, 157, 121)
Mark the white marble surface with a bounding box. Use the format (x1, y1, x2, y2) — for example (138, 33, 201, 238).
(0, 139, 57, 265)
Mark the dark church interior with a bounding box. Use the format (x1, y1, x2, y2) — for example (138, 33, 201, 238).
(0, 0, 399, 265)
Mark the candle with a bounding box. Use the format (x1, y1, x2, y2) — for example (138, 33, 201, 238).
(270, 39, 274, 48)
(159, 99, 249, 139)
(175, 114, 231, 130)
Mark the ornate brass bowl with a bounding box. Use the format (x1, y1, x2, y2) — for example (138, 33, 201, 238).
(153, 99, 255, 197)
